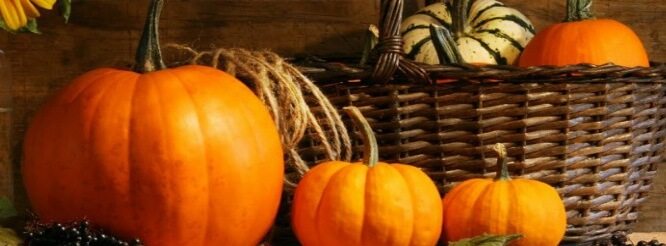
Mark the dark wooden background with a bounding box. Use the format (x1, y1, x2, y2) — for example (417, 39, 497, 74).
(0, 0, 664, 231)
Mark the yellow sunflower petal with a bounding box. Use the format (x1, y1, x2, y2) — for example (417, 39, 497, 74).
(20, 0, 39, 18)
(11, 0, 28, 27)
(0, 0, 21, 30)
(29, 0, 53, 10)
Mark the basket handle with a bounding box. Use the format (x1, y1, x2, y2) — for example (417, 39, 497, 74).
(372, 0, 431, 84)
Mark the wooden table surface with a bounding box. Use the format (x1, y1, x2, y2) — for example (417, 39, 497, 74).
(630, 233, 666, 243)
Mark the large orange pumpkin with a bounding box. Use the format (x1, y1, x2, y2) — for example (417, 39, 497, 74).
(518, 0, 649, 67)
(291, 107, 442, 246)
(441, 144, 567, 246)
(21, 0, 283, 245)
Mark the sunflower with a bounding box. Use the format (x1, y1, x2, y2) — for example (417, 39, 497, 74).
(0, 0, 56, 31)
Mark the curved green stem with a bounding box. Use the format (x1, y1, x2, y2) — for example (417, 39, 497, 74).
(134, 0, 166, 73)
(565, 0, 595, 22)
(343, 106, 378, 167)
(430, 24, 464, 64)
(493, 143, 511, 181)
(451, 0, 471, 36)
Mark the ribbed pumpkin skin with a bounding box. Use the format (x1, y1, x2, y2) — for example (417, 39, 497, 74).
(442, 178, 566, 246)
(292, 162, 442, 246)
(22, 65, 284, 246)
(518, 19, 649, 67)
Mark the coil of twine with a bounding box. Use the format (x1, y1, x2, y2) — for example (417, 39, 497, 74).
(163, 44, 352, 189)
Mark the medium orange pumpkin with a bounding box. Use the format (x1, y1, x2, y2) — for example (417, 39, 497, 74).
(518, 0, 649, 67)
(441, 144, 566, 246)
(21, 0, 283, 245)
(291, 107, 442, 246)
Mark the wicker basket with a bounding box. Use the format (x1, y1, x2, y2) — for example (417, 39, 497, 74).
(282, 0, 666, 245)
(295, 64, 666, 245)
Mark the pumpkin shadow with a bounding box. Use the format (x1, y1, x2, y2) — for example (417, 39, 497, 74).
(263, 192, 300, 246)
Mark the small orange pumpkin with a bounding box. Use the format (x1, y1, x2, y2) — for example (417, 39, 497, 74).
(291, 107, 442, 246)
(22, 0, 283, 245)
(518, 0, 649, 67)
(442, 144, 567, 246)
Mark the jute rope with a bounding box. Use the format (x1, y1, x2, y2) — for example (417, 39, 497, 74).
(163, 44, 352, 189)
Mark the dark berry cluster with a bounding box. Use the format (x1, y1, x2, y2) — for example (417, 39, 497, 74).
(611, 233, 665, 246)
(24, 220, 143, 246)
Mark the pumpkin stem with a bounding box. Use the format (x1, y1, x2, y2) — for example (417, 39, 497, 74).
(134, 0, 166, 73)
(451, 0, 471, 36)
(565, 0, 595, 22)
(343, 106, 378, 167)
(430, 24, 464, 64)
(493, 143, 511, 181)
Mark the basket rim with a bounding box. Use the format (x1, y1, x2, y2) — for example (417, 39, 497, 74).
(297, 60, 666, 85)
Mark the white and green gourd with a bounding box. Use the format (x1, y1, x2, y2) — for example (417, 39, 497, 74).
(401, 0, 536, 65)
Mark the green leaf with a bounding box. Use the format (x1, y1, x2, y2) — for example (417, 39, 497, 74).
(0, 20, 14, 33)
(0, 227, 22, 246)
(0, 197, 17, 220)
(0, 18, 41, 34)
(0, 19, 16, 34)
(21, 19, 41, 34)
(449, 234, 523, 246)
(59, 0, 73, 23)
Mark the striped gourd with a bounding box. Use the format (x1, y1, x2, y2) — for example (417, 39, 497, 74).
(401, 0, 535, 65)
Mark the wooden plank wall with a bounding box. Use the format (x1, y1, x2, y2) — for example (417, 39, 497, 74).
(0, 0, 664, 231)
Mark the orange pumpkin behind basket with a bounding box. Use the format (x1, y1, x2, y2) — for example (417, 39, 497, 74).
(519, 0, 649, 67)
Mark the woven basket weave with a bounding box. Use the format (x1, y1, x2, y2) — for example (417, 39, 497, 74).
(295, 64, 666, 245)
(283, 0, 666, 245)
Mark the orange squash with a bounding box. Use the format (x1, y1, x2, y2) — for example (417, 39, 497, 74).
(291, 107, 442, 246)
(441, 144, 567, 246)
(518, 0, 649, 67)
(21, 0, 283, 245)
